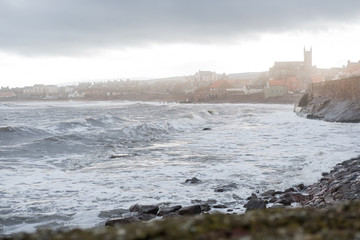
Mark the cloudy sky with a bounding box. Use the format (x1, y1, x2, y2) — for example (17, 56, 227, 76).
(1, 0, 360, 87)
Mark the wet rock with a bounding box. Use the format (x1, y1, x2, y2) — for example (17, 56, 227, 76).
(202, 127, 211, 131)
(178, 205, 202, 215)
(232, 194, 243, 201)
(213, 204, 227, 209)
(191, 199, 216, 205)
(199, 204, 211, 212)
(214, 183, 238, 192)
(137, 213, 157, 221)
(185, 177, 202, 184)
(244, 198, 266, 211)
(260, 190, 275, 197)
(246, 193, 258, 200)
(129, 204, 159, 215)
(157, 205, 182, 217)
(284, 187, 295, 193)
(297, 183, 306, 191)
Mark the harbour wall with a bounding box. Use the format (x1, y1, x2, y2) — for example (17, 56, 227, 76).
(308, 76, 360, 101)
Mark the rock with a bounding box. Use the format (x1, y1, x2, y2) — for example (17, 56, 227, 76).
(297, 184, 306, 191)
(277, 193, 308, 206)
(178, 205, 202, 215)
(185, 177, 202, 184)
(298, 96, 360, 123)
(157, 205, 182, 216)
(214, 183, 237, 192)
(260, 190, 275, 197)
(246, 193, 258, 200)
(244, 198, 266, 211)
(202, 127, 211, 131)
(232, 194, 243, 201)
(110, 154, 131, 159)
(284, 187, 295, 193)
(129, 204, 159, 215)
(191, 199, 216, 205)
(199, 204, 211, 212)
(213, 204, 227, 209)
(137, 213, 157, 221)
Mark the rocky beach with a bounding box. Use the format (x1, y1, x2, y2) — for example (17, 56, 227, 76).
(2, 156, 360, 239)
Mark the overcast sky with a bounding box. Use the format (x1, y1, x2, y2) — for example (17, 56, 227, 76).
(1, 0, 360, 87)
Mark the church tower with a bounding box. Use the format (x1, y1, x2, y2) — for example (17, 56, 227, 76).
(304, 47, 312, 67)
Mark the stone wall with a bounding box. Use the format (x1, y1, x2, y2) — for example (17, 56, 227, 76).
(308, 76, 360, 101)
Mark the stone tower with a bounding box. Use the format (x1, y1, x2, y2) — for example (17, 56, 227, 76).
(304, 47, 312, 68)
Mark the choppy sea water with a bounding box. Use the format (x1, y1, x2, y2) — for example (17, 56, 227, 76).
(1, 101, 359, 234)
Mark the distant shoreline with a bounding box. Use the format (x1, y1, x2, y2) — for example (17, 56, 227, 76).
(0, 94, 300, 105)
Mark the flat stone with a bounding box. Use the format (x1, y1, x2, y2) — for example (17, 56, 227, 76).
(105, 216, 141, 226)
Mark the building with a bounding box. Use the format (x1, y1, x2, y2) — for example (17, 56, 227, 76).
(268, 48, 315, 92)
(343, 61, 360, 78)
(208, 80, 233, 99)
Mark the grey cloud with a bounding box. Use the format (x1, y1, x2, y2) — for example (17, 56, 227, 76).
(1, 0, 360, 55)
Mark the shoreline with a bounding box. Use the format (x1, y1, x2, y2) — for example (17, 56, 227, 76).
(3, 155, 360, 239)
(0, 94, 301, 105)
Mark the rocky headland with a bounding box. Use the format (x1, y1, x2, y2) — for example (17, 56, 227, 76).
(295, 76, 360, 122)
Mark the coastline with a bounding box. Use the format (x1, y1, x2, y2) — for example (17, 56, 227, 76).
(3, 156, 360, 239)
(0, 93, 300, 105)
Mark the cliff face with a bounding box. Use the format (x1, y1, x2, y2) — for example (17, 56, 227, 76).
(295, 77, 360, 122)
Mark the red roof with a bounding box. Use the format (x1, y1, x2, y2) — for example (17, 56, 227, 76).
(209, 80, 232, 89)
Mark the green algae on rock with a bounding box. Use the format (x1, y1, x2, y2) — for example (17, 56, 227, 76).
(4, 200, 360, 240)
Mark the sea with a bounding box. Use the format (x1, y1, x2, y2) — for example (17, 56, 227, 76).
(1, 101, 359, 235)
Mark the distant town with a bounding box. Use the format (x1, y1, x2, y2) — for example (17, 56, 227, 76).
(1, 48, 360, 103)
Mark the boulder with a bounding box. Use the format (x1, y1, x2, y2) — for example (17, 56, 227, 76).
(214, 183, 237, 192)
(129, 204, 159, 215)
(178, 205, 202, 216)
(244, 198, 266, 211)
(213, 204, 227, 209)
(157, 205, 182, 216)
(185, 177, 202, 184)
(105, 216, 141, 226)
